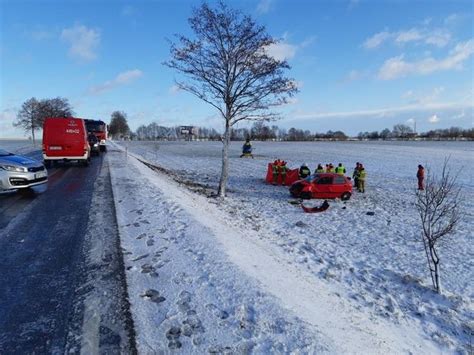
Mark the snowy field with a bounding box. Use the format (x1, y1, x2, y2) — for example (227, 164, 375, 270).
(0, 139, 42, 158)
(115, 140, 473, 353)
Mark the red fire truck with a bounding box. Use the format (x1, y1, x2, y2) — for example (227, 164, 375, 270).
(84, 119, 108, 152)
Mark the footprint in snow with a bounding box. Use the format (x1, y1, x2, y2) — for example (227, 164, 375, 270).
(146, 239, 154, 247)
(140, 289, 166, 303)
(141, 263, 156, 274)
(182, 314, 204, 333)
(206, 303, 229, 319)
(131, 253, 149, 262)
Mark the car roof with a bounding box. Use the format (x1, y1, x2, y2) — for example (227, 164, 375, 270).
(315, 173, 346, 177)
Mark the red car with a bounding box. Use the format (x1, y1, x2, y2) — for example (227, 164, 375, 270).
(289, 173, 352, 200)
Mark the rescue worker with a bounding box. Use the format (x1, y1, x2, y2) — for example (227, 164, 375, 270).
(335, 163, 346, 175)
(280, 160, 288, 185)
(315, 164, 325, 173)
(352, 162, 360, 188)
(299, 163, 311, 179)
(272, 159, 281, 185)
(327, 164, 335, 173)
(240, 138, 253, 158)
(358, 165, 366, 193)
(417, 165, 425, 190)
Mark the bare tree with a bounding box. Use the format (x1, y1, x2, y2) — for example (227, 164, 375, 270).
(164, 1, 297, 197)
(13, 97, 73, 145)
(13, 98, 41, 144)
(415, 159, 462, 293)
(393, 124, 413, 139)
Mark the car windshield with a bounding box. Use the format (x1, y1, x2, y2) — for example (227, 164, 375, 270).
(0, 149, 14, 157)
(306, 173, 319, 182)
(86, 121, 106, 133)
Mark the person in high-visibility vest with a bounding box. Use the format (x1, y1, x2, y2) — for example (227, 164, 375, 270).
(352, 162, 361, 188)
(315, 164, 325, 173)
(240, 138, 253, 158)
(299, 163, 311, 179)
(272, 159, 281, 185)
(335, 163, 346, 175)
(327, 163, 335, 173)
(280, 161, 288, 185)
(358, 166, 367, 193)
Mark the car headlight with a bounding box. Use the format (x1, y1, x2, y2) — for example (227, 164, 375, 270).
(0, 165, 28, 172)
(94, 143, 99, 147)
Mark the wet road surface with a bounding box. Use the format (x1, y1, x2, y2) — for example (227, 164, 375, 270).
(0, 153, 136, 353)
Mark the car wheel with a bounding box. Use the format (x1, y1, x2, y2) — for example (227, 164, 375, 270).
(83, 158, 90, 167)
(341, 192, 351, 201)
(301, 192, 312, 200)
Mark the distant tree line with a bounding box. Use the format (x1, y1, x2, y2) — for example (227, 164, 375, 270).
(132, 121, 348, 142)
(357, 124, 474, 141)
(133, 122, 221, 141)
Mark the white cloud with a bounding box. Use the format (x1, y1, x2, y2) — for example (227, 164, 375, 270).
(363, 31, 391, 49)
(265, 42, 297, 61)
(88, 69, 143, 95)
(265, 34, 315, 61)
(364, 27, 452, 49)
(444, 13, 466, 26)
(406, 118, 415, 124)
(404, 87, 445, 104)
(395, 29, 423, 44)
(428, 114, 440, 123)
(377, 39, 474, 80)
(425, 30, 451, 47)
(61, 24, 100, 62)
(256, 0, 272, 14)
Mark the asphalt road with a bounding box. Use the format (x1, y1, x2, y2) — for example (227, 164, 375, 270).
(0, 153, 136, 354)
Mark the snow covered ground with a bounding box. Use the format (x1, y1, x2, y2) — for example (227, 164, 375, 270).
(111, 140, 473, 354)
(0, 139, 42, 162)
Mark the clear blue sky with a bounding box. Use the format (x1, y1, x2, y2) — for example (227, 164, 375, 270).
(1, 0, 473, 138)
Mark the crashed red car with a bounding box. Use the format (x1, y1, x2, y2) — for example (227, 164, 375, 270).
(289, 173, 353, 200)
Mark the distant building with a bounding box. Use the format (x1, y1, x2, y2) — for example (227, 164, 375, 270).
(180, 126, 199, 141)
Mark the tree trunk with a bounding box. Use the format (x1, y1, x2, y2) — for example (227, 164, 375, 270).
(217, 117, 231, 197)
(434, 262, 441, 293)
(31, 125, 36, 146)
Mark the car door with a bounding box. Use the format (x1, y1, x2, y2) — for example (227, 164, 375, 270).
(312, 176, 333, 198)
(329, 175, 346, 198)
